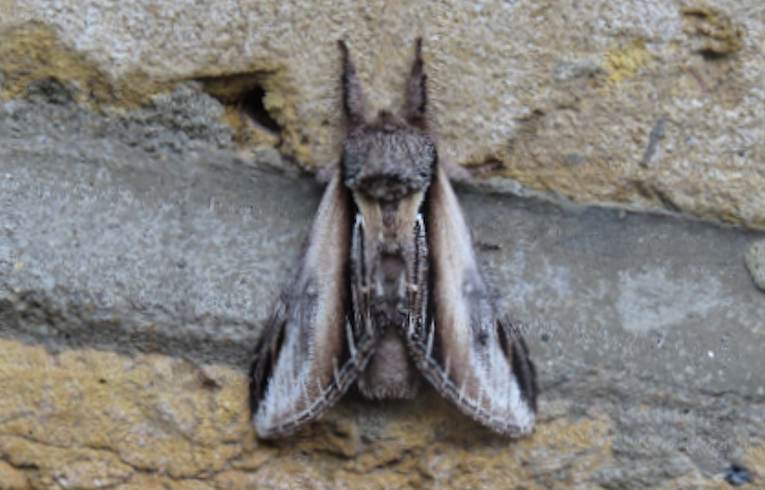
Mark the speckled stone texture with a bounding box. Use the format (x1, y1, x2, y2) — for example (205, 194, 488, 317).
(1, 2, 765, 489)
(746, 241, 765, 291)
(1, 1, 764, 228)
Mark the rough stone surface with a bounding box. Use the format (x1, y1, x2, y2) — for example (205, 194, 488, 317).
(1, 87, 765, 488)
(5, 337, 761, 490)
(745, 240, 765, 291)
(1, 1, 764, 229)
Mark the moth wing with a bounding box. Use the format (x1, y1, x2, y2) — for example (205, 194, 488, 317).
(408, 167, 538, 436)
(250, 173, 376, 439)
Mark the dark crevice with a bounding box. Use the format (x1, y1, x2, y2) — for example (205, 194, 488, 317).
(239, 85, 281, 134)
(196, 72, 287, 149)
(24, 77, 76, 105)
(197, 73, 284, 137)
(698, 49, 733, 61)
(466, 157, 504, 178)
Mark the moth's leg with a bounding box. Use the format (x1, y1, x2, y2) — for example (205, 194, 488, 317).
(407, 213, 429, 339)
(351, 213, 372, 337)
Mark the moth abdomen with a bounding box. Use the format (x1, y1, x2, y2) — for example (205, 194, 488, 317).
(357, 329, 421, 399)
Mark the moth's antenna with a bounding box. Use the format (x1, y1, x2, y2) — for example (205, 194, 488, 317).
(338, 40, 366, 126)
(404, 37, 427, 126)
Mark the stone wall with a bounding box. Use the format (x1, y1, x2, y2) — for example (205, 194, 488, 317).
(1, 2, 764, 489)
(2, 1, 764, 228)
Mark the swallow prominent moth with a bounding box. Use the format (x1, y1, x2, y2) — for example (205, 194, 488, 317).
(249, 39, 537, 439)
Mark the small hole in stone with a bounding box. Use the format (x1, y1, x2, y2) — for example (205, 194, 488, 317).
(698, 49, 732, 61)
(199, 374, 221, 390)
(724, 464, 753, 487)
(240, 86, 281, 133)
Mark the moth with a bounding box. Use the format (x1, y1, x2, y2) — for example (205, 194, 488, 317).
(250, 39, 537, 439)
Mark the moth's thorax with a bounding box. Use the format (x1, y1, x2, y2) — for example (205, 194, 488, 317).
(352, 189, 425, 330)
(342, 120, 435, 202)
(342, 114, 434, 325)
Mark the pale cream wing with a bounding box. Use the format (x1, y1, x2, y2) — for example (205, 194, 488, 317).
(250, 173, 376, 439)
(407, 166, 537, 437)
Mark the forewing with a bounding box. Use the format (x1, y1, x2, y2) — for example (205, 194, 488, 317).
(407, 167, 538, 437)
(250, 173, 377, 439)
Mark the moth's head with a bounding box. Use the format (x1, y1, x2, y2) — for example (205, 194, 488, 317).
(338, 39, 436, 202)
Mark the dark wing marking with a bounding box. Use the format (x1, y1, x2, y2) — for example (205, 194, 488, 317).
(250, 173, 377, 439)
(407, 166, 537, 437)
